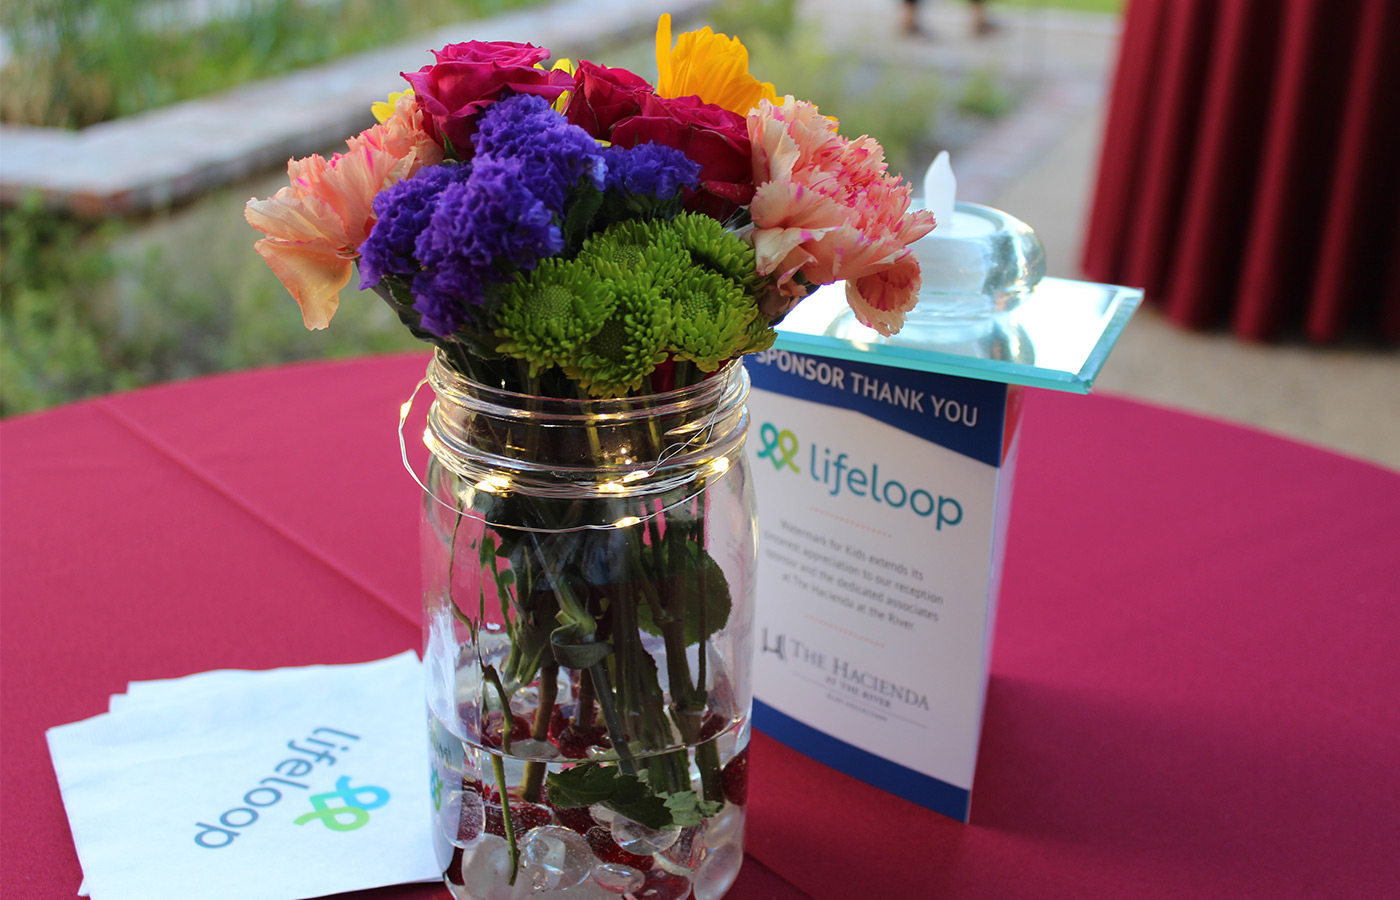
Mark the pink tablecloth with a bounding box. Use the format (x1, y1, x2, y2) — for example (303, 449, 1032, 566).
(4, 353, 1398, 899)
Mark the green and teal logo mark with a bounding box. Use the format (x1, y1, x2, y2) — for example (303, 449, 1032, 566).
(294, 776, 390, 831)
(757, 422, 801, 473)
(430, 767, 444, 812)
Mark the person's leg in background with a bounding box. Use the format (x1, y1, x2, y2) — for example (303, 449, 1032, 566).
(969, 0, 1000, 37)
(899, 0, 929, 37)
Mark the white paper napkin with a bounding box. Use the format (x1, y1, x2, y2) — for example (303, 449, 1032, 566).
(48, 652, 440, 900)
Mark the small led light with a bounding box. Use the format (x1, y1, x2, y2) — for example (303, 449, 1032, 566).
(613, 515, 642, 529)
(475, 474, 512, 493)
(709, 457, 731, 475)
(622, 470, 649, 483)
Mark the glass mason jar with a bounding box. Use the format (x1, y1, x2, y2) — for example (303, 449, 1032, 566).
(420, 351, 757, 900)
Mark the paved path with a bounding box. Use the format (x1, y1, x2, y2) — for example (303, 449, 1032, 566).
(0, 0, 711, 216)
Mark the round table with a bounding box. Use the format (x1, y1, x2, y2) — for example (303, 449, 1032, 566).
(3, 353, 1398, 899)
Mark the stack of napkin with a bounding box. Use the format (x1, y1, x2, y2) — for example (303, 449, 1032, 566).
(46, 652, 440, 900)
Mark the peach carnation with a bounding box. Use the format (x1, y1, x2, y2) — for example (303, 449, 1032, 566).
(747, 97, 935, 336)
(245, 94, 443, 329)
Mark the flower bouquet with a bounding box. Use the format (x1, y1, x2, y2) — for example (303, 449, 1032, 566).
(247, 14, 934, 900)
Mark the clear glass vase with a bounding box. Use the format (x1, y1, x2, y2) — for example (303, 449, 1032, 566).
(420, 351, 756, 900)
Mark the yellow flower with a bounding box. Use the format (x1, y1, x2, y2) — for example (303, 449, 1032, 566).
(654, 13, 778, 116)
(548, 58, 576, 113)
(371, 89, 413, 123)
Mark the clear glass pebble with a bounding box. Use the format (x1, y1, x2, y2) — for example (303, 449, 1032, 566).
(456, 834, 533, 900)
(631, 867, 693, 900)
(507, 738, 560, 760)
(590, 862, 643, 894)
(534, 881, 610, 899)
(522, 825, 594, 890)
(701, 801, 742, 850)
(657, 823, 706, 872)
(610, 813, 680, 855)
(692, 842, 743, 900)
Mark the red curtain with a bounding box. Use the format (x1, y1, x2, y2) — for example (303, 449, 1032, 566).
(1081, 0, 1400, 343)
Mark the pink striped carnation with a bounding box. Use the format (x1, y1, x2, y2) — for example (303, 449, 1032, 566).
(244, 94, 444, 329)
(746, 97, 935, 336)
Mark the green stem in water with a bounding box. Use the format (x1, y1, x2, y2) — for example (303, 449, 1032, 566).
(490, 752, 520, 886)
(586, 662, 636, 776)
(481, 665, 520, 883)
(520, 659, 558, 803)
(574, 668, 596, 729)
(444, 508, 475, 628)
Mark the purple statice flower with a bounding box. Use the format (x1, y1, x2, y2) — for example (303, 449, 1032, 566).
(410, 158, 564, 336)
(471, 93, 605, 213)
(603, 143, 700, 199)
(358, 162, 468, 289)
(409, 264, 484, 338)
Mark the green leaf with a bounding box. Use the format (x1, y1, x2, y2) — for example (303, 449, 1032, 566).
(549, 624, 613, 669)
(545, 765, 714, 832)
(636, 535, 732, 645)
(505, 625, 550, 689)
(662, 791, 723, 829)
(545, 764, 631, 809)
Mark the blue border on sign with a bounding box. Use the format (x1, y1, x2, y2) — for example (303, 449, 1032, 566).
(746, 351, 1008, 468)
(752, 699, 972, 823)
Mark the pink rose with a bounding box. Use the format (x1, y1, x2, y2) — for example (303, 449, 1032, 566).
(402, 41, 572, 155)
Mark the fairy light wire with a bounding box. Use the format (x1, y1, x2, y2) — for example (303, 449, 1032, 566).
(398, 377, 743, 533)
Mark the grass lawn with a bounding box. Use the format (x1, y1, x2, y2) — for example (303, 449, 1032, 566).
(0, 0, 542, 129)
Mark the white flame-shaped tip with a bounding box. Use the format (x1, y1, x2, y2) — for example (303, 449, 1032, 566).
(923, 150, 956, 233)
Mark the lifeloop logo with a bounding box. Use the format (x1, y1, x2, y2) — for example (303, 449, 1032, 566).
(757, 422, 802, 473)
(294, 776, 390, 831)
(757, 419, 963, 529)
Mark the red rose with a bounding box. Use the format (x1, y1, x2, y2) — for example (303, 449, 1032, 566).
(402, 41, 572, 155)
(564, 61, 655, 139)
(611, 94, 754, 219)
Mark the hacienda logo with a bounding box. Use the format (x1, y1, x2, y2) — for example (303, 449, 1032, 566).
(757, 421, 964, 530)
(294, 776, 391, 831)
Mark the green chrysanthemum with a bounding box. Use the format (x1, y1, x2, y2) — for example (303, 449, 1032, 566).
(493, 257, 617, 376)
(665, 212, 764, 293)
(667, 268, 762, 372)
(579, 219, 689, 291)
(564, 277, 672, 397)
(738, 308, 778, 357)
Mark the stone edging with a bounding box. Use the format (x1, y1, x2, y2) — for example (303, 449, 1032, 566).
(0, 0, 711, 217)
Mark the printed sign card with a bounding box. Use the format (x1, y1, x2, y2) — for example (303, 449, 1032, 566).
(47, 652, 438, 900)
(746, 349, 1021, 822)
